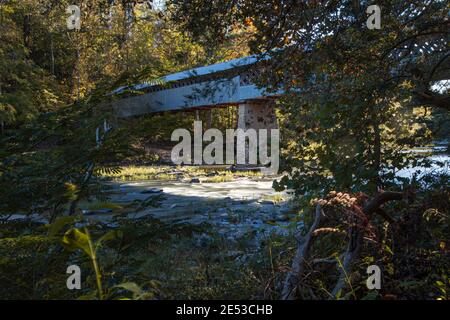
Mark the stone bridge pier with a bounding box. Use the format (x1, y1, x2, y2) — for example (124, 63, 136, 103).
(235, 100, 278, 167)
(237, 101, 278, 132)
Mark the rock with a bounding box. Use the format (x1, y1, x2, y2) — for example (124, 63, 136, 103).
(189, 216, 208, 225)
(104, 222, 119, 228)
(82, 209, 113, 216)
(217, 228, 228, 235)
(217, 208, 228, 214)
(239, 238, 258, 248)
(190, 178, 201, 183)
(279, 206, 294, 215)
(235, 253, 253, 265)
(250, 220, 264, 229)
(259, 200, 275, 205)
(195, 233, 214, 247)
(226, 250, 242, 258)
(264, 219, 277, 225)
(259, 205, 278, 215)
(198, 207, 211, 215)
(8, 214, 48, 224)
(275, 213, 290, 222)
(140, 188, 163, 194)
(168, 170, 184, 175)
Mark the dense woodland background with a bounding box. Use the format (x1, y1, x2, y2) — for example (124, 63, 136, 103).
(0, 0, 448, 300)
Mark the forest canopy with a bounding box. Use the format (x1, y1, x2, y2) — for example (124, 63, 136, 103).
(0, 0, 448, 301)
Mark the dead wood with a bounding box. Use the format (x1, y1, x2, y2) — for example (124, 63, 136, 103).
(281, 204, 325, 300)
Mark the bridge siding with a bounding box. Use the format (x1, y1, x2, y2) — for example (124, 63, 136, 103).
(112, 75, 275, 117)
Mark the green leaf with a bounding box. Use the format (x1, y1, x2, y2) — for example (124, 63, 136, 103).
(383, 244, 394, 256)
(61, 228, 92, 257)
(362, 291, 379, 300)
(95, 230, 123, 250)
(77, 291, 98, 300)
(48, 215, 80, 236)
(114, 282, 142, 299)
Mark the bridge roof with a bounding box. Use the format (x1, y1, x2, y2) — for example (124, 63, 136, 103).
(162, 55, 258, 82)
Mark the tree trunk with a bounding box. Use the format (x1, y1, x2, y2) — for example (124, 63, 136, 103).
(50, 32, 55, 75)
(282, 205, 325, 299)
(23, 14, 31, 51)
(373, 120, 382, 187)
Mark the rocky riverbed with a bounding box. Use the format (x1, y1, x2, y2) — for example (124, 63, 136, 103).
(90, 177, 300, 245)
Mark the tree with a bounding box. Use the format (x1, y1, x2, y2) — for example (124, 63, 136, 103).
(171, 0, 449, 193)
(172, 0, 449, 108)
(170, 0, 449, 300)
(0, 0, 66, 132)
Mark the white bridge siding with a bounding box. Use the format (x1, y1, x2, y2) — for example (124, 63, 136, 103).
(110, 55, 278, 117)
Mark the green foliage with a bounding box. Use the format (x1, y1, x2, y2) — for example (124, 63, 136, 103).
(172, 0, 449, 197)
(0, 221, 75, 299)
(0, 0, 448, 301)
(0, 0, 67, 129)
(0, 95, 137, 219)
(0, 213, 284, 300)
(61, 226, 123, 300)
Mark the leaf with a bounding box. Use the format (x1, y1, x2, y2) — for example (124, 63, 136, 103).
(64, 182, 79, 201)
(77, 290, 98, 300)
(436, 281, 444, 287)
(114, 282, 142, 299)
(48, 215, 80, 236)
(383, 244, 394, 256)
(61, 228, 92, 257)
(399, 280, 422, 289)
(362, 291, 379, 300)
(95, 230, 123, 250)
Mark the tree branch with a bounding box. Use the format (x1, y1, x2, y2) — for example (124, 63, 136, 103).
(281, 204, 325, 300)
(330, 190, 412, 298)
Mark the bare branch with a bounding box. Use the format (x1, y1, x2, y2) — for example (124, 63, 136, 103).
(281, 204, 325, 300)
